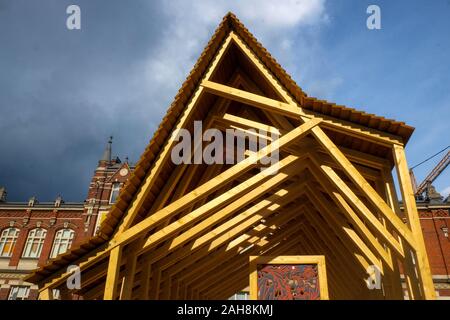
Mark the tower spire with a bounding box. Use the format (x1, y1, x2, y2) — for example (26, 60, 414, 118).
(100, 136, 113, 163)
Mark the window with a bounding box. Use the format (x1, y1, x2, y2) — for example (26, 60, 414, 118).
(8, 286, 30, 300)
(22, 228, 47, 258)
(229, 292, 249, 300)
(52, 289, 61, 300)
(0, 228, 19, 257)
(94, 211, 108, 235)
(109, 182, 120, 204)
(50, 229, 75, 258)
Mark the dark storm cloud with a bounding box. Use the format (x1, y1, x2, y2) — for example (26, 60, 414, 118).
(0, 0, 331, 202)
(0, 0, 171, 201)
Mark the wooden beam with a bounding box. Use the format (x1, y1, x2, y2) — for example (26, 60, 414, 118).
(149, 264, 161, 300)
(302, 206, 368, 287)
(119, 241, 141, 300)
(116, 32, 235, 233)
(202, 80, 403, 146)
(138, 259, 151, 300)
(375, 177, 404, 299)
(112, 119, 320, 249)
(299, 223, 362, 298)
(304, 184, 382, 271)
(38, 120, 318, 295)
(308, 155, 399, 265)
(167, 194, 305, 275)
(175, 214, 304, 286)
(230, 33, 404, 146)
(38, 288, 53, 300)
(382, 167, 420, 299)
(199, 225, 305, 298)
(103, 246, 122, 300)
(145, 166, 305, 269)
(310, 127, 415, 248)
(182, 208, 306, 292)
(392, 144, 436, 300)
(202, 80, 300, 118)
(138, 156, 300, 253)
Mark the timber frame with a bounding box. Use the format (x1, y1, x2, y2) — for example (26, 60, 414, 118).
(26, 13, 435, 300)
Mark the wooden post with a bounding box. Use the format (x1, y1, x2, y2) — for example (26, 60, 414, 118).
(139, 260, 151, 300)
(392, 144, 436, 300)
(119, 244, 139, 300)
(149, 265, 161, 300)
(376, 176, 405, 299)
(104, 246, 122, 300)
(383, 168, 422, 299)
(38, 288, 53, 300)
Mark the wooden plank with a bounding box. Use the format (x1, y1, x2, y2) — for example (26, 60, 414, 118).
(138, 260, 151, 300)
(103, 246, 122, 300)
(299, 226, 359, 298)
(392, 144, 436, 300)
(317, 164, 403, 259)
(138, 156, 299, 253)
(302, 206, 368, 287)
(112, 119, 320, 249)
(198, 225, 305, 298)
(149, 265, 161, 300)
(375, 177, 404, 299)
(173, 214, 304, 286)
(382, 168, 421, 299)
(230, 33, 404, 147)
(310, 126, 415, 247)
(44, 120, 316, 295)
(38, 288, 53, 300)
(163, 198, 305, 280)
(145, 162, 304, 267)
(119, 241, 141, 300)
(202, 80, 403, 146)
(202, 80, 300, 118)
(304, 184, 382, 271)
(156, 184, 306, 285)
(116, 32, 235, 233)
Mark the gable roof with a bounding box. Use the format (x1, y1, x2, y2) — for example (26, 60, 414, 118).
(25, 12, 414, 285)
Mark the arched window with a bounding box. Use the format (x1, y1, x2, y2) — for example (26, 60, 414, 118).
(109, 182, 121, 204)
(0, 228, 19, 257)
(22, 228, 47, 258)
(50, 229, 75, 258)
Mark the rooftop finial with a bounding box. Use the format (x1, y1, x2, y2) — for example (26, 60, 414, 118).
(100, 136, 113, 163)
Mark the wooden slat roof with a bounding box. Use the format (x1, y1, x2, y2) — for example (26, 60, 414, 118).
(24, 12, 414, 284)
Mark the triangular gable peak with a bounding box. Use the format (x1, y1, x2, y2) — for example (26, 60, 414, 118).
(27, 13, 434, 301)
(106, 162, 132, 184)
(112, 18, 412, 235)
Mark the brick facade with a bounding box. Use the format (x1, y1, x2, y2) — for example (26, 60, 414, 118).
(417, 206, 450, 299)
(0, 141, 133, 300)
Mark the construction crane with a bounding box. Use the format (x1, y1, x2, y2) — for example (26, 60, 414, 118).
(409, 146, 450, 200)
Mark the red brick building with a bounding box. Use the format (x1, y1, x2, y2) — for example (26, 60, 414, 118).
(0, 139, 133, 300)
(414, 199, 450, 299)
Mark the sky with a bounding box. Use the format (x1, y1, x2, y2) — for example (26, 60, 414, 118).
(0, 0, 449, 202)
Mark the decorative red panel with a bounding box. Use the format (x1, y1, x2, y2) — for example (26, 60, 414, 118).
(257, 264, 320, 300)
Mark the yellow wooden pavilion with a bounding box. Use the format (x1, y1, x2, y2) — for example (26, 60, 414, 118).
(25, 13, 435, 300)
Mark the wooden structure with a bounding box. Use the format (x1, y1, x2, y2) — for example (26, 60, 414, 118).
(25, 13, 435, 300)
(249, 255, 328, 300)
